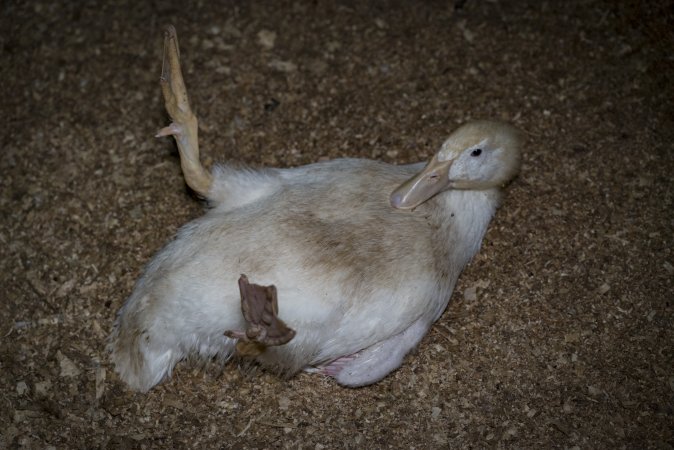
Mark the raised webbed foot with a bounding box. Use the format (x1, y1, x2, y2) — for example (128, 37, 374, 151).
(224, 275, 296, 356)
(156, 25, 213, 197)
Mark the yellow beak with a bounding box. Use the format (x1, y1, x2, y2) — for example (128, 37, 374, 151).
(390, 155, 454, 209)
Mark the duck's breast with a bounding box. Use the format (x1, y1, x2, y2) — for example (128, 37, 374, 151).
(134, 159, 457, 363)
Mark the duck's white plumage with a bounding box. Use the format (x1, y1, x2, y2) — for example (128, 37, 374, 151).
(109, 27, 523, 392)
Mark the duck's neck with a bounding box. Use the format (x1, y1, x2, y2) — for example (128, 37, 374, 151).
(431, 188, 502, 266)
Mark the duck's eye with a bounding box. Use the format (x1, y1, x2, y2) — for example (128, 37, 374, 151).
(471, 148, 482, 157)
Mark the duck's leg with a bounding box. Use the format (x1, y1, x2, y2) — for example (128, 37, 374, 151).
(157, 26, 281, 209)
(156, 25, 213, 198)
(319, 318, 431, 387)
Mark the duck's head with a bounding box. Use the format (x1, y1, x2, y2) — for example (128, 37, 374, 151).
(390, 120, 523, 210)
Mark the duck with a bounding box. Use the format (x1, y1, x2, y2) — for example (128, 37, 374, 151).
(109, 26, 523, 392)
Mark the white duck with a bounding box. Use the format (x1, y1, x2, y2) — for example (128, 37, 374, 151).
(109, 27, 523, 392)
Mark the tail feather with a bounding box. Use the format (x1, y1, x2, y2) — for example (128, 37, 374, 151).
(108, 291, 238, 392)
(108, 332, 180, 392)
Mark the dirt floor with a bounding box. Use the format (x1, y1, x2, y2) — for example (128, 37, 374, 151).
(1, 0, 673, 448)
